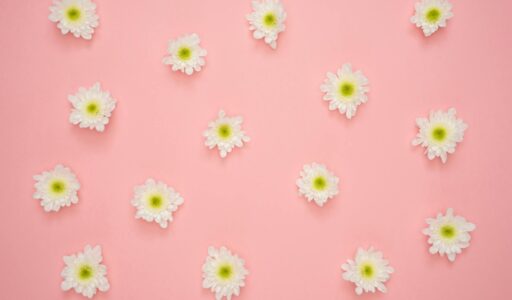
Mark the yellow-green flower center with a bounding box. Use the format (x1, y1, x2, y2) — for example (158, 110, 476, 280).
(440, 224, 457, 239)
(148, 194, 164, 209)
(66, 6, 82, 22)
(217, 264, 233, 280)
(177, 47, 192, 61)
(339, 82, 356, 99)
(50, 179, 66, 195)
(217, 124, 232, 139)
(77, 264, 94, 281)
(360, 263, 375, 279)
(425, 7, 442, 24)
(85, 101, 100, 117)
(312, 176, 327, 191)
(263, 12, 277, 28)
(431, 126, 447, 142)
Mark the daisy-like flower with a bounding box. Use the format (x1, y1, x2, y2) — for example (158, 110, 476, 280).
(204, 110, 250, 158)
(296, 163, 339, 207)
(412, 108, 467, 163)
(48, 0, 99, 40)
(423, 208, 476, 262)
(162, 33, 207, 75)
(202, 246, 248, 300)
(246, 0, 286, 49)
(320, 64, 369, 119)
(33, 164, 80, 212)
(131, 178, 184, 229)
(61, 245, 110, 299)
(341, 247, 394, 296)
(411, 0, 453, 37)
(68, 82, 116, 132)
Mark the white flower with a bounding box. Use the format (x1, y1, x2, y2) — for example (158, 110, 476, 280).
(48, 0, 99, 40)
(423, 208, 476, 262)
(202, 246, 248, 300)
(296, 163, 339, 207)
(246, 0, 286, 49)
(68, 82, 116, 132)
(204, 110, 250, 158)
(320, 64, 369, 119)
(412, 108, 467, 163)
(61, 245, 110, 299)
(162, 33, 207, 75)
(131, 178, 184, 229)
(411, 0, 453, 37)
(341, 247, 394, 296)
(33, 164, 80, 212)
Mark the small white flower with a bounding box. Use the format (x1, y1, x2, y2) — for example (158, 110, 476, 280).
(61, 245, 110, 299)
(423, 208, 476, 262)
(412, 108, 467, 163)
(246, 0, 286, 49)
(341, 247, 394, 296)
(296, 163, 339, 207)
(204, 110, 250, 158)
(48, 0, 99, 40)
(202, 246, 248, 300)
(33, 164, 80, 212)
(320, 64, 369, 119)
(68, 82, 117, 132)
(162, 33, 207, 75)
(411, 0, 453, 37)
(131, 178, 184, 229)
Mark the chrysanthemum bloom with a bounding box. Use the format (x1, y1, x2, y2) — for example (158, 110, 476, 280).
(341, 247, 394, 295)
(48, 0, 99, 40)
(131, 178, 184, 229)
(33, 164, 80, 212)
(61, 245, 110, 298)
(411, 0, 453, 37)
(320, 64, 369, 119)
(202, 246, 248, 300)
(162, 33, 207, 75)
(296, 163, 339, 207)
(423, 208, 476, 262)
(412, 108, 467, 163)
(246, 0, 286, 49)
(69, 82, 116, 132)
(204, 110, 250, 158)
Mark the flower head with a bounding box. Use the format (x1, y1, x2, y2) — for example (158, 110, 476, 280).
(411, 0, 453, 37)
(341, 247, 394, 295)
(423, 208, 476, 262)
(204, 110, 250, 158)
(48, 0, 99, 40)
(412, 108, 467, 163)
(33, 164, 80, 212)
(162, 33, 207, 75)
(202, 246, 248, 300)
(61, 245, 110, 299)
(246, 0, 286, 49)
(68, 82, 116, 132)
(296, 163, 339, 207)
(131, 178, 184, 229)
(320, 64, 369, 119)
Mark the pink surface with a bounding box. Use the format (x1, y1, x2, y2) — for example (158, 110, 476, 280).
(1, 0, 512, 299)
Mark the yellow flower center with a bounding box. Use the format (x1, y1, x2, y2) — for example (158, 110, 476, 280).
(431, 126, 447, 142)
(77, 264, 94, 281)
(425, 7, 442, 24)
(312, 176, 327, 191)
(263, 12, 278, 28)
(440, 224, 457, 240)
(148, 194, 164, 210)
(339, 81, 356, 99)
(177, 47, 192, 61)
(49, 179, 66, 196)
(217, 124, 232, 139)
(66, 6, 82, 22)
(217, 263, 233, 280)
(360, 262, 375, 279)
(85, 101, 101, 117)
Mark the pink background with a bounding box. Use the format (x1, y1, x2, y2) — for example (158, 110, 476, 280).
(1, 0, 512, 299)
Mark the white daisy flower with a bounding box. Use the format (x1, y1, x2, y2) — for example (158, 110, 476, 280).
(162, 33, 207, 75)
(61, 245, 110, 299)
(131, 178, 184, 229)
(33, 164, 80, 212)
(204, 110, 250, 158)
(341, 247, 394, 296)
(412, 108, 467, 163)
(68, 82, 116, 132)
(320, 64, 369, 119)
(296, 163, 339, 207)
(411, 0, 453, 37)
(202, 246, 249, 300)
(48, 0, 99, 40)
(423, 208, 476, 262)
(246, 0, 286, 49)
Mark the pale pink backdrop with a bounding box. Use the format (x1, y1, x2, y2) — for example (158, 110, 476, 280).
(1, 0, 511, 299)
